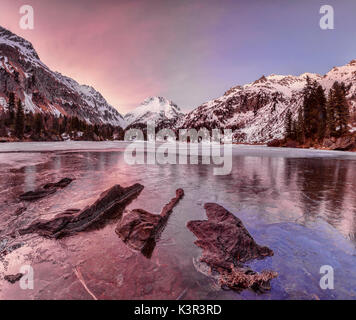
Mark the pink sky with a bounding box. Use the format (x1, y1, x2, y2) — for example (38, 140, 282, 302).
(0, 0, 225, 114)
(1, 0, 356, 114)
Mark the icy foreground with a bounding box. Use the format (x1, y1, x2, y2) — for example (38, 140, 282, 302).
(0, 145, 356, 299)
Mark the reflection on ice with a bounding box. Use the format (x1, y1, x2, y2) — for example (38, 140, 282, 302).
(0, 142, 356, 299)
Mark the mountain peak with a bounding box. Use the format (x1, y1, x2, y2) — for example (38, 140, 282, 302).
(124, 96, 183, 127)
(0, 26, 40, 61)
(141, 96, 180, 110)
(253, 75, 267, 84)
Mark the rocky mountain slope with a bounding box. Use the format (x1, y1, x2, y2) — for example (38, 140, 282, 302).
(1, 26, 355, 144)
(178, 60, 356, 143)
(0, 26, 125, 128)
(124, 96, 184, 128)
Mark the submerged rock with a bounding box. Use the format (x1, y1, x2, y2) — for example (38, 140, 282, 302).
(19, 183, 144, 239)
(4, 273, 23, 284)
(19, 177, 74, 201)
(187, 203, 277, 292)
(43, 178, 74, 189)
(116, 188, 184, 258)
(19, 189, 57, 201)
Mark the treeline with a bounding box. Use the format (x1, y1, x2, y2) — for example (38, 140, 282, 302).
(285, 77, 351, 143)
(0, 93, 124, 141)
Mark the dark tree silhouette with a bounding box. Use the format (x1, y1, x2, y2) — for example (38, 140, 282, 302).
(15, 99, 24, 139)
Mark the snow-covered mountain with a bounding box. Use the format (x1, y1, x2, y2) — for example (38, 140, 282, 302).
(2, 26, 355, 140)
(0, 26, 125, 127)
(124, 96, 184, 128)
(178, 60, 356, 143)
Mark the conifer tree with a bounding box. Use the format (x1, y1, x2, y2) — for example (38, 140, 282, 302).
(284, 109, 293, 139)
(15, 99, 25, 139)
(7, 92, 15, 125)
(291, 120, 297, 140)
(84, 123, 93, 140)
(315, 85, 327, 140)
(52, 116, 60, 134)
(0, 115, 7, 137)
(326, 87, 337, 137)
(326, 82, 350, 137)
(25, 112, 34, 134)
(335, 82, 350, 135)
(302, 77, 317, 138)
(59, 116, 67, 134)
(301, 78, 326, 140)
(94, 124, 99, 136)
(34, 113, 43, 136)
(296, 108, 305, 143)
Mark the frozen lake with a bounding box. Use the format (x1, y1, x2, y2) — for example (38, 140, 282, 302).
(0, 142, 356, 299)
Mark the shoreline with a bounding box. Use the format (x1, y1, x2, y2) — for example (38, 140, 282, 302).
(1, 140, 356, 157)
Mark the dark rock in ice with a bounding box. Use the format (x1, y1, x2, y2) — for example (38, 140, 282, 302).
(4, 273, 23, 284)
(19, 177, 74, 201)
(19, 183, 144, 239)
(116, 188, 184, 258)
(43, 177, 74, 189)
(187, 203, 277, 292)
(60, 209, 81, 215)
(19, 189, 57, 201)
(188, 203, 273, 267)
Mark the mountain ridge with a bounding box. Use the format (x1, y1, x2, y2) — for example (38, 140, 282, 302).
(1, 26, 355, 145)
(0, 26, 126, 128)
(178, 60, 356, 143)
